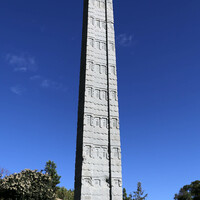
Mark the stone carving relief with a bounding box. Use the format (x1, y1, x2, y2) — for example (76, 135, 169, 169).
(101, 65, 107, 75)
(85, 86, 117, 101)
(86, 115, 93, 126)
(89, 38, 94, 47)
(85, 114, 108, 128)
(109, 42, 115, 51)
(86, 87, 92, 97)
(111, 91, 117, 101)
(85, 145, 92, 158)
(109, 22, 114, 30)
(91, 0, 106, 9)
(113, 178, 122, 187)
(95, 64, 101, 74)
(83, 177, 93, 186)
(101, 118, 108, 128)
(83, 177, 110, 188)
(83, 145, 122, 163)
(88, 37, 106, 51)
(83, 144, 109, 160)
(90, 0, 113, 9)
(88, 61, 94, 71)
(110, 65, 116, 75)
(89, 14, 113, 31)
(86, 87, 108, 100)
(94, 117, 100, 127)
(94, 179, 101, 186)
(84, 145, 121, 161)
(94, 147, 101, 159)
(112, 147, 121, 159)
(87, 60, 116, 76)
(111, 118, 118, 129)
(102, 147, 109, 159)
(94, 89, 100, 99)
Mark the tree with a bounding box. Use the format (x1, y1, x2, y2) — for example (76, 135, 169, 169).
(0, 169, 55, 199)
(44, 160, 61, 191)
(123, 188, 132, 200)
(0, 168, 9, 179)
(132, 182, 148, 200)
(123, 188, 129, 200)
(123, 182, 147, 200)
(56, 187, 74, 200)
(174, 180, 200, 200)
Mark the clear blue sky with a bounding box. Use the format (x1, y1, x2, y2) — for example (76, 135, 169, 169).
(0, 0, 200, 199)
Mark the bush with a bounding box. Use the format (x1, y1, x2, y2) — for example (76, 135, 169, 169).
(0, 169, 55, 199)
(56, 187, 74, 200)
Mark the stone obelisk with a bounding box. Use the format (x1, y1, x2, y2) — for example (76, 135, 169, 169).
(74, 0, 122, 199)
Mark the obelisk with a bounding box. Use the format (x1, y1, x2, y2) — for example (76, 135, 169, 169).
(74, 0, 122, 199)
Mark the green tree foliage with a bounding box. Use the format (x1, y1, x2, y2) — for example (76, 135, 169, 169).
(123, 188, 129, 200)
(44, 160, 61, 191)
(123, 182, 148, 200)
(123, 188, 132, 200)
(133, 182, 148, 200)
(174, 180, 200, 200)
(56, 187, 74, 200)
(0, 168, 9, 179)
(0, 169, 55, 199)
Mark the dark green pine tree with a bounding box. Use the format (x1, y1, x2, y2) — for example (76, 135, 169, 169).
(44, 160, 61, 191)
(123, 188, 131, 200)
(132, 182, 148, 200)
(174, 180, 200, 200)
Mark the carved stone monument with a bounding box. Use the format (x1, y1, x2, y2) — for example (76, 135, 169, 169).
(74, 0, 122, 199)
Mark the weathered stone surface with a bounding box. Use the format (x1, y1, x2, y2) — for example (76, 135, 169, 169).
(74, 0, 122, 199)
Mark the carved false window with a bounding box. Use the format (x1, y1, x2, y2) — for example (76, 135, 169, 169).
(102, 42, 106, 51)
(89, 38, 94, 47)
(97, 0, 101, 8)
(111, 65, 116, 75)
(112, 118, 117, 128)
(108, 1, 112, 9)
(95, 89, 100, 99)
(86, 115, 92, 126)
(110, 22, 114, 30)
(112, 91, 117, 100)
(102, 21, 106, 29)
(114, 179, 118, 185)
(91, 64, 94, 71)
(118, 180, 122, 187)
(95, 64, 101, 73)
(102, 148, 108, 159)
(88, 61, 94, 71)
(96, 41, 101, 50)
(94, 179, 101, 186)
(113, 147, 120, 159)
(101, 2, 105, 8)
(84, 178, 92, 186)
(86, 87, 92, 97)
(101, 90, 107, 100)
(85, 145, 92, 157)
(90, 17, 94, 25)
(102, 118, 107, 128)
(92, 88, 94, 97)
(94, 117, 100, 127)
(101, 65, 107, 74)
(110, 42, 115, 51)
(97, 20, 100, 28)
(87, 61, 92, 69)
(94, 147, 100, 158)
